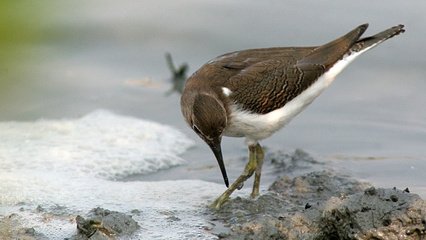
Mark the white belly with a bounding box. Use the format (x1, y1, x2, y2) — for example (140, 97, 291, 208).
(223, 47, 374, 145)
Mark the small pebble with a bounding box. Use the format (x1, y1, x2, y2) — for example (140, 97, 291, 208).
(364, 187, 377, 196)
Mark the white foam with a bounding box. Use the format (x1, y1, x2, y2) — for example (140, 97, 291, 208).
(0, 110, 241, 239)
(0, 109, 194, 179)
(0, 170, 239, 239)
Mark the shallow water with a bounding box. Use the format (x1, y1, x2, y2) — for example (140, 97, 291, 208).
(1, 0, 425, 238)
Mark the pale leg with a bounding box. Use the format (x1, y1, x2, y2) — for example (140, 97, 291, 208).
(251, 144, 264, 198)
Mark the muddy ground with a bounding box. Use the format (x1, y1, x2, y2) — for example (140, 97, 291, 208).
(207, 150, 426, 239)
(1, 150, 425, 239)
(209, 171, 425, 239)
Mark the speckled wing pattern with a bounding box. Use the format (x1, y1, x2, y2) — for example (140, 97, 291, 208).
(217, 24, 371, 114)
(224, 51, 322, 114)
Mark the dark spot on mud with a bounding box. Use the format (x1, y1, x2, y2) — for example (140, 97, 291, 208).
(382, 218, 392, 226)
(364, 187, 377, 196)
(390, 195, 399, 202)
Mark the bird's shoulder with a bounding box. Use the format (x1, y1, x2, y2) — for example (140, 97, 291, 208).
(193, 47, 315, 85)
(210, 47, 315, 69)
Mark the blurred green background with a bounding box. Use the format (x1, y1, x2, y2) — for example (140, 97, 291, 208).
(0, 1, 54, 78)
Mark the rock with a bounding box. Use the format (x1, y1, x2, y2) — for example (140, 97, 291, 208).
(211, 171, 426, 240)
(74, 207, 140, 240)
(0, 213, 47, 240)
(319, 187, 426, 239)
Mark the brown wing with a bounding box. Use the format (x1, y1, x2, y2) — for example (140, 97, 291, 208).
(221, 24, 369, 114)
(225, 59, 325, 114)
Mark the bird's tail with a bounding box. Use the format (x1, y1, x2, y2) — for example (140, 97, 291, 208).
(297, 24, 368, 69)
(297, 24, 405, 70)
(351, 24, 405, 53)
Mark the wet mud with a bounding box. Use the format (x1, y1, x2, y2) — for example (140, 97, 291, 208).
(1, 150, 424, 239)
(209, 151, 426, 240)
(0, 213, 47, 240)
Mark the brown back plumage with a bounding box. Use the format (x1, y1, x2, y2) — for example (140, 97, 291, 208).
(183, 24, 404, 115)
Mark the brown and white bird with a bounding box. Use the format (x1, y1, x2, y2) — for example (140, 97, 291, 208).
(180, 24, 405, 209)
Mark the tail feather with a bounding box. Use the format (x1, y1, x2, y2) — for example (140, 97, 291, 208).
(298, 24, 405, 84)
(297, 24, 369, 69)
(351, 24, 405, 52)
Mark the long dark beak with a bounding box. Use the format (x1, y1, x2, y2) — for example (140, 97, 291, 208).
(207, 137, 229, 188)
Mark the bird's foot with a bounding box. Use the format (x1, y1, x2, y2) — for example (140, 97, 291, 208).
(250, 188, 259, 199)
(237, 182, 244, 190)
(210, 193, 230, 210)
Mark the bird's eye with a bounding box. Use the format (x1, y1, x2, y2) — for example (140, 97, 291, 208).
(192, 125, 202, 135)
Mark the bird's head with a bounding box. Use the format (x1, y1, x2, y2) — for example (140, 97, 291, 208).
(181, 91, 229, 187)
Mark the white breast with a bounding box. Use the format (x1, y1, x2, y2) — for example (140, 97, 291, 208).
(223, 46, 375, 145)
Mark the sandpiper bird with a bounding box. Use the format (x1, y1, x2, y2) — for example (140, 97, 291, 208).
(181, 24, 405, 209)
